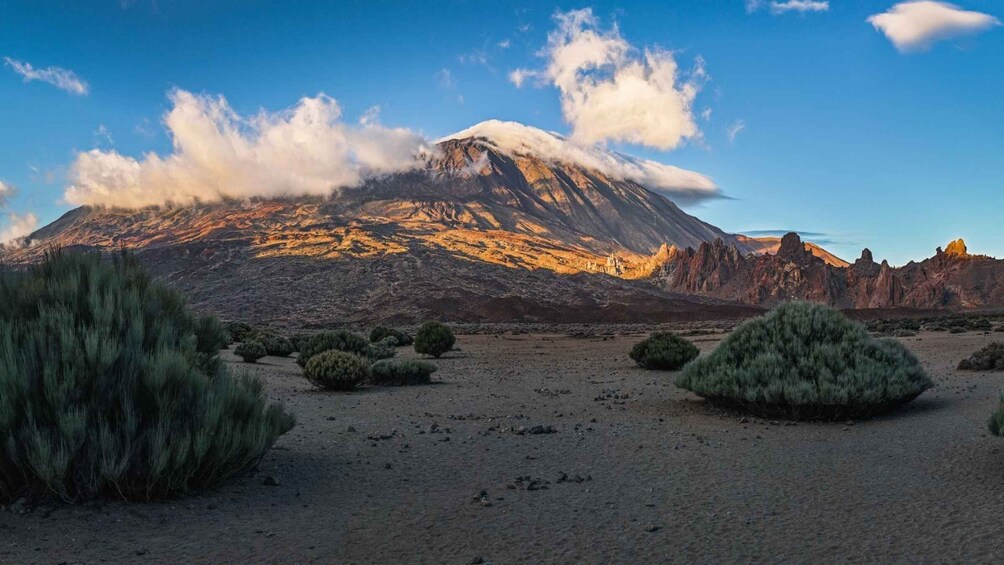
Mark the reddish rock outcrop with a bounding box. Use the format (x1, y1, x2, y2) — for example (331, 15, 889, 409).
(653, 234, 1004, 310)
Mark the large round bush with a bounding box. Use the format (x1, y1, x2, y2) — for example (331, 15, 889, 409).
(0, 251, 294, 502)
(297, 329, 371, 367)
(303, 350, 370, 391)
(414, 321, 455, 358)
(630, 332, 699, 370)
(675, 302, 932, 421)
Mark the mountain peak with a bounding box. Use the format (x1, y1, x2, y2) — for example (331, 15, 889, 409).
(944, 238, 968, 257)
(440, 120, 718, 201)
(776, 232, 809, 262)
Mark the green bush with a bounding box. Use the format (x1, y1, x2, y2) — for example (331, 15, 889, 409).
(225, 321, 255, 343)
(368, 337, 399, 361)
(958, 343, 1004, 371)
(990, 398, 1004, 436)
(303, 350, 370, 391)
(234, 341, 267, 363)
(370, 326, 413, 346)
(297, 330, 371, 367)
(0, 251, 294, 502)
(290, 333, 310, 352)
(414, 321, 455, 358)
(629, 332, 699, 370)
(675, 302, 932, 421)
(256, 332, 294, 357)
(370, 359, 438, 386)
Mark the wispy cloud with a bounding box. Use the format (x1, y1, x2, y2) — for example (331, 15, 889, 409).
(435, 68, 457, 90)
(509, 8, 707, 151)
(3, 57, 89, 95)
(868, 1, 1001, 52)
(727, 120, 746, 142)
(746, 0, 830, 15)
(65, 89, 431, 209)
(94, 124, 114, 146)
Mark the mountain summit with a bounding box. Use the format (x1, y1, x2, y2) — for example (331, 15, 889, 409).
(4, 125, 761, 324)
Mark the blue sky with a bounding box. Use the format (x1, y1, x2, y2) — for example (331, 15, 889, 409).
(1, 0, 1002, 264)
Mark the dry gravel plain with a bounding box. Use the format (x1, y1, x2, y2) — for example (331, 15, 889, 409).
(3, 329, 1004, 564)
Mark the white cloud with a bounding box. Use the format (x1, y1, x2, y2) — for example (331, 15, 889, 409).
(0, 212, 38, 245)
(0, 180, 15, 206)
(746, 0, 829, 14)
(727, 120, 747, 142)
(701, 107, 713, 121)
(868, 1, 1001, 52)
(771, 1, 829, 14)
(508, 68, 540, 88)
(0, 180, 36, 245)
(3, 57, 89, 95)
(442, 119, 719, 202)
(498, 39, 511, 49)
(65, 89, 431, 209)
(509, 8, 706, 151)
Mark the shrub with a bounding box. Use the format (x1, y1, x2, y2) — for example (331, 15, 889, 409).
(994, 326, 1004, 333)
(303, 350, 370, 391)
(256, 332, 294, 357)
(990, 398, 1004, 436)
(297, 330, 371, 367)
(675, 302, 932, 421)
(629, 332, 699, 370)
(290, 333, 310, 352)
(235, 341, 267, 363)
(414, 321, 455, 358)
(225, 321, 255, 343)
(958, 343, 1004, 371)
(370, 359, 438, 386)
(0, 251, 294, 502)
(950, 327, 967, 334)
(370, 326, 414, 346)
(368, 337, 399, 361)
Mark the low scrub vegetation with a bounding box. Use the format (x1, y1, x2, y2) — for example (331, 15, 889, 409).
(958, 343, 1004, 371)
(414, 321, 455, 358)
(370, 359, 438, 386)
(297, 330, 372, 367)
(256, 332, 295, 357)
(225, 320, 255, 343)
(303, 350, 370, 391)
(370, 326, 413, 346)
(0, 251, 293, 503)
(676, 302, 932, 421)
(235, 341, 267, 363)
(629, 332, 699, 370)
(990, 399, 1004, 437)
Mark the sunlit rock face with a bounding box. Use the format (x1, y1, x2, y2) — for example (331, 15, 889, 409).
(652, 233, 1004, 310)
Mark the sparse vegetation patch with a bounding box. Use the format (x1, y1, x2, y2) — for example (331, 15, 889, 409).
(370, 359, 438, 386)
(958, 343, 1004, 371)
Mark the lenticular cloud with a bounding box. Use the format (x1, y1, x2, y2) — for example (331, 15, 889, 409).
(65, 89, 431, 209)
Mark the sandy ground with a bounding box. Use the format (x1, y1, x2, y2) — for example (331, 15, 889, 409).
(3, 330, 1004, 564)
